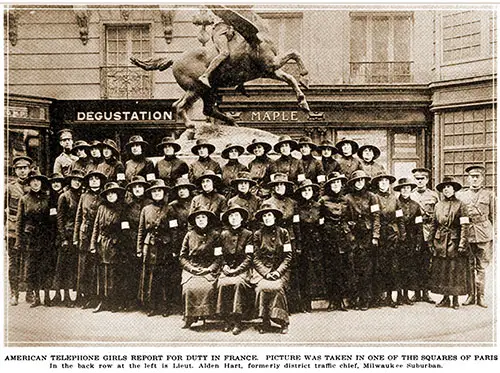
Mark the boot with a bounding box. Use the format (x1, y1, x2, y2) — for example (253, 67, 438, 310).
(387, 293, 398, 309)
(396, 290, 404, 305)
(43, 289, 52, 307)
(25, 290, 34, 303)
(338, 299, 348, 312)
(462, 294, 476, 306)
(422, 290, 435, 304)
(410, 290, 421, 303)
(62, 290, 74, 308)
(452, 296, 459, 310)
(93, 300, 106, 313)
(51, 290, 63, 306)
(476, 295, 488, 308)
(182, 317, 195, 329)
(436, 295, 450, 308)
(257, 318, 271, 334)
(402, 290, 414, 305)
(9, 290, 19, 306)
(30, 291, 41, 308)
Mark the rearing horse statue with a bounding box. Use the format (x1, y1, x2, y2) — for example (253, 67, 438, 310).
(131, 5, 310, 135)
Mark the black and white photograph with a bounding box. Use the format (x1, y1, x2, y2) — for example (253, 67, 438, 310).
(1, 1, 498, 369)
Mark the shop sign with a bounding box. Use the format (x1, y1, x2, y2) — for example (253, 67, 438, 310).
(250, 111, 299, 121)
(76, 110, 174, 122)
(7, 106, 46, 120)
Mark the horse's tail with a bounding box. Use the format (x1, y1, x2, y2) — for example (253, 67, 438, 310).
(130, 56, 174, 71)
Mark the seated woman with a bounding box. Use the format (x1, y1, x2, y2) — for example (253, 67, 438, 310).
(180, 209, 221, 329)
(216, 205, 253, 335)
(252, 203, 292, 334)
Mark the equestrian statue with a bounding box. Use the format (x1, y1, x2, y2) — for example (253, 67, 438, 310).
(130, 5, 310, 136)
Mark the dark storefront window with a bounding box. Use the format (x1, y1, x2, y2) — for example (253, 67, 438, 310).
(5, 128, 45, 178)
(101, 25, 152, 99)
(442, 107, 496, 188)
(350, 13, 413, 83)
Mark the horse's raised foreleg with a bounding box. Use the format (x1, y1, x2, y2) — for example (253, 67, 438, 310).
(272, 50, 309, 88)
(271, 69, 310, 112)
(174, 90, 200, 129)
(202, 93, 238, 126)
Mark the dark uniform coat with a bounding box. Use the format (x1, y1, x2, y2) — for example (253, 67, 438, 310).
(359, 160, 385, 178)
(321, 157, 341, 176)
(269, 155, 305, 183)
(155, 156, 189, 188)
(227, 192, 261, 230)
(125, 157, 155, 183)
(221, 160, 248, 197)
(248, 155, 273, 187)
(188, 157, 222, 183)
(300, 155, 325, 184)
(190, 191, 227, 219)
(338, 156, 362, 179)
(97, 158, 125, 182)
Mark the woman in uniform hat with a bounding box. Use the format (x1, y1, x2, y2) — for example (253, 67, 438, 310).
(97, 139, 125, 182)
(53, 169, 85, 307)
(252, 203, 292, 334)
(48, 172, 66, 297)
(70, 140, 90, 173)
(246, 139, 274, 197)
(318, 139, 341, 176)
(227, 171, 260, 230)
(393, 177, 424, 306)
(86, 140, 103, 173)
(188, 139, 222, 183)
(221, 143, 248, 198)
(216, 205, 253, 335)
(90, 182, 127, 313)
(294, 178, 325, 312)
(124, 135, 155, 183)
(137, 180, 175, 317)
(190, 170, 227, 219)
(155, 136, 188, 188)
(16, 169, 51, 307)
(429, 177, 470, 310)
(371, 172, 406, 308)
(269, 135, 305, 183)
(319, 172, 352, 311)
(336, 137, 362, 179)
(298, 137, 325, 185)
(180, 208, 221, 329)
(73, 170, 107, 308)
(343, 170, 380, 310)
(357, 144, 385, 178)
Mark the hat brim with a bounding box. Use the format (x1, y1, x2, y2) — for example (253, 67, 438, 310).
(347, 176, 371, 186)
(247, 142, 272, 154)
(465, 166, 486, 174)
(296, 183, 320, 195)
(371, 175, 396, 185)
(101, 144, 120, 156)
(157, 142, 181, 153)
(196, 174, 221, 185)
(24, 175, 49, 185)
(50, 177, 66, 183)
(221, 207, 249, 224)
(298, 142, 318, 151)
(145, 185, 170, 195)
(71, 145, 90, 155)
(358, 145, 381, 160)
(191, 144, 216, 155)
(318, 145, 338, 154)
(273, 140, 298, 153)
(126, 141, 149, 151)
(126, 181, 150, 190)
(83, 172, 107, 184)
(336, 140, 359, 154)
(172, 183, 197, 192)
(255, 208, 283, 221)
(412, 168, 431, 175)
(221, 146, 245, 159)
(324, 176, 348, 186)
(436, 181, 462, 193)
(393, 182, 417, 191)
(230, 178, 257, 188)
(100, 187, 126, 198)
(67, 175, 85, 181)
(187, 210, 218, 226)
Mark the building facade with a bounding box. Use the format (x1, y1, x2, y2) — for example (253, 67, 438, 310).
(3, 5, 497, 187)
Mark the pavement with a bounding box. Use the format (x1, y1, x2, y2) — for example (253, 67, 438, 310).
(4, 289, 496, 347)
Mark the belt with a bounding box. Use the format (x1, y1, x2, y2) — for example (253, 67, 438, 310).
(470, 215, 488, 224)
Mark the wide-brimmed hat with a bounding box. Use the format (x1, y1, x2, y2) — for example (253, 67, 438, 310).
(295, 178, 320, 196)
(196, 170, 222, 186)
(393, 177, 417, 192)
(347, 170, 371, 186)
(66, 169, 85, 181)
(273, 135, 298, 153)
(317, 139, 338, 154)
(126, 175, 149, 190)
(12, 155, 33, 168)
(71, 140, 91, 155)
(88, 140, 103, 150)
(171, 177, 196, 193)
(24, 168, 49, 186)
(436, 176, 462, 193)
(187, 208, 218, 226)
(221, 205, 249, 225)
(371, 172, 396, 186)
(191, 139, 216, 155)
(357, 144, 381, 160)
(324, 172, 348, 187)
(125, 135, 149, 152)
(145, 179, 169, 195)
(49, 172, 65, 183)
(230, 171, 257, 188)
(411, 167, 432, 176)
(156, 136, 181, 153)
(267, 173, 295, 193)
(100, 182, 125, 198)
(83, 170, 107, 185)
(101, 139, 120, 157)
(255, 202, 283, 221)
(465, 165, 486, 175)
(297, 136, 317, 151)
(57, 128, 74, 140)
(336, 137, 359, 154)
(246, 138, 272, 154)
(221, 143, 245, 159)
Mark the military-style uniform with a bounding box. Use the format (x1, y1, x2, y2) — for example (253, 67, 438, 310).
(190, 190, 227, 218)
(321, 157, 341, 176)
(221, 160, 248, 198)
(97, 158, 125, 182)
(53, 152, 78, 177)
(155, 155, 189, 188)
(69, 157, 89, 174)
(125, 156, 155, 183)
(269, 155, 305, 184)
(300, 154, 325, 184)
(337, 155, 362, 179)
(457, 186, 495, 301)
(227, 191, 261, 230)
(188, 157, 222, 183)
(359, 160, 385, 178)
(247, 155, 273, 190)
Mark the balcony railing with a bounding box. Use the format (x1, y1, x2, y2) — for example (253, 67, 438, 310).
(100, 66, 152, 99)
(349, 61, 413, 84)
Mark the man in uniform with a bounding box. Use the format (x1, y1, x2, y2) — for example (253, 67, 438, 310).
(457, 165, 495, 308)
(6, 156, 33, 305)
(53, 129, 78, 177)
(410, 168, 439, 304)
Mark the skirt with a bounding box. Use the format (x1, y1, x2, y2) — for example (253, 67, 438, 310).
(429, 256, 472, 296)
